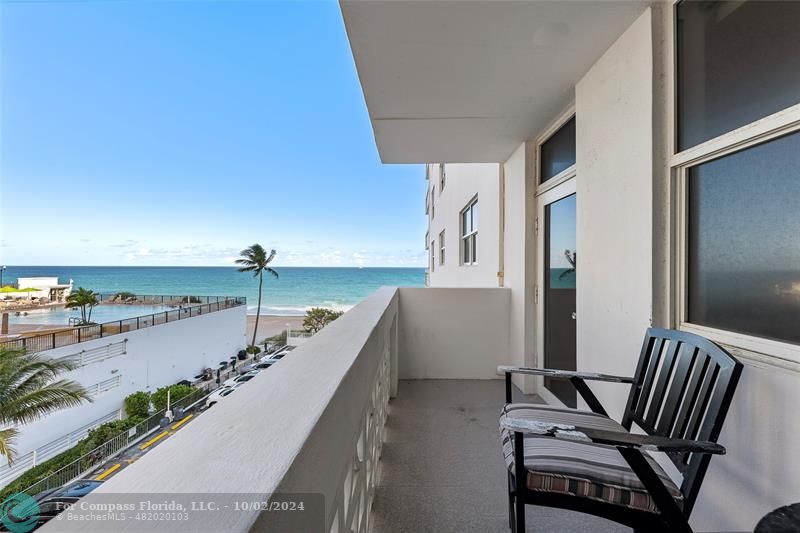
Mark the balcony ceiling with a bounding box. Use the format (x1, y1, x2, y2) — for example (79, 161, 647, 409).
(341, 0, 648, 163)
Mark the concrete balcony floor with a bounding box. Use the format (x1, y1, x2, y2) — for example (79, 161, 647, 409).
(371, 380, 628, 533)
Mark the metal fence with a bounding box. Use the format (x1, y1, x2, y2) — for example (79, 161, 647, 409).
(0, 410, 121, 488)
(0, 296, 246, 353)
(20, 389, 207, 498)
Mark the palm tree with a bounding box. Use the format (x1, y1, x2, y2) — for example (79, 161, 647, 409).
(0, 347, 92, 462)
(65, 287, 99, 324)
(236, 244, 279, 347)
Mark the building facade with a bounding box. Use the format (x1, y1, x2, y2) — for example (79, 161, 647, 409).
(347, 2, 800, 530)
(424, 162, 502, 288)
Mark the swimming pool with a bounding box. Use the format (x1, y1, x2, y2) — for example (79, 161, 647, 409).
(6, 304, 176, 326)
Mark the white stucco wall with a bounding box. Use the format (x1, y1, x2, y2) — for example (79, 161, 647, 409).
(9, 306, 247, 458)
(571, 8, 800, 530)
(574, 8, 653, 421)
(397, 287, 509, 379)
(501, 143, 536, 392)
(426, 163, 501, 288)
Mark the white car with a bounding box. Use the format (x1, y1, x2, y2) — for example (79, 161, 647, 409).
(259, 352, 288, 365)
(205, 384, 242, 408)
(222, 370, 260, 388)
(250, 360, 276, 371)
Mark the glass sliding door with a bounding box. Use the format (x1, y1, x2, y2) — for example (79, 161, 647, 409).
(543, 193, 577, 407)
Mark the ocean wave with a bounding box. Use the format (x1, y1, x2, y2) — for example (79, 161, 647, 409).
(247, 303, 355, 316)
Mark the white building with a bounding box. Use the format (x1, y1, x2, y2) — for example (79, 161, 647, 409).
(54, 2, 800, 533)
(5, 277, 73, 302)
(0, 298, 247, 488)
(425, 163, 503, 288)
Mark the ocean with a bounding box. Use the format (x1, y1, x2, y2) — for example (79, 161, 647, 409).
(2, 266, 425, 316)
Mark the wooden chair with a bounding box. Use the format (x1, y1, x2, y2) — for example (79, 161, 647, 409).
(499, 328, 743, 533)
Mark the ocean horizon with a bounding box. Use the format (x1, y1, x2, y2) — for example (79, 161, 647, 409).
(1, 266, 425, 316)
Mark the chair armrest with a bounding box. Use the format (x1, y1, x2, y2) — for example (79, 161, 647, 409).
(498, 365, 634, 384)
(500, 415, 725, 455)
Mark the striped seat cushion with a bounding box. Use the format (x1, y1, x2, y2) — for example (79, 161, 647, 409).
(500, 403, 683, 514)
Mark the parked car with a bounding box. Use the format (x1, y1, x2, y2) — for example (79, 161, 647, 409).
(1, 479, 106, 531)
(259, 351, 288, 365)
(250, 360, 277, 371)
(222, 370, 259, 388)
(205, 383, 242, 408)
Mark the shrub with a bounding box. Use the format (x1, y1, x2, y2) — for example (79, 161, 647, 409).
(263, 331, 287, 347)
(181, 296, 201, 304)
(303, 307, 344, 333)
(83, 417, 143, 450)
(124, 391, 151, 419)
(245, 345, 262, 355)
(0, 416, 143, 499)
(151, 384, 195, 411)
(0, 443, 89, 500)
(113, 291, 136, 301)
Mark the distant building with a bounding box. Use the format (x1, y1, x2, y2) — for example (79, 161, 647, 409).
(15, 277, 73, 302)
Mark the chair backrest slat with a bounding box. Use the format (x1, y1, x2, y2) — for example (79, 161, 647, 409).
(621, 328, 742, 514)
(655, 345, 698, 436)
(683, 362, 719, 442)
(632, 337, 666, 422)
(670, 351, 710, 441)
(643, 339, 681, 430)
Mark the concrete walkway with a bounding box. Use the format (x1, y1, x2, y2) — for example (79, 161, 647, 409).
(370, 380, 628, 533)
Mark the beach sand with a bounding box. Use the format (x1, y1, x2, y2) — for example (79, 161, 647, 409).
(246, 315, 304, 342)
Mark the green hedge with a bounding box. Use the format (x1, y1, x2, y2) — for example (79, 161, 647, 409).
(83, 417, 143, 450)
(151, 384, 194, 412)
(0, 444, 89, 500)
(124, 391, 151, 419)
(2, 384, 200, 500)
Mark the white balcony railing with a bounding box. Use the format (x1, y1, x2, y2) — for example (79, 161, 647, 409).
(49, 286, 512, 533)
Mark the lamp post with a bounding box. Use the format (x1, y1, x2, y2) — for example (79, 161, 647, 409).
(0, 265, 5, 287)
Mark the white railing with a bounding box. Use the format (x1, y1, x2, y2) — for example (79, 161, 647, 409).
(65, 287, 399, 533)
(86, 375, 122, 397)
(62, 340, 127, 368)
(49, 286, 513, 533)
(0, 409, 121, 488)
(286, 329, 314, 347)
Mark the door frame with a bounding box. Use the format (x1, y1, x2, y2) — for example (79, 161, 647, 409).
(535, 177, 576, 408)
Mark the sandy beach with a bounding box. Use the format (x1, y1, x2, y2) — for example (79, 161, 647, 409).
(246, 315, 304, 342)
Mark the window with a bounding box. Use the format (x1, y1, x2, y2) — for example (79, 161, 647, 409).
(674, 0, 800, 356)
(431, 186, 435, 219)
(461, 197, 478, 265)
(425, 231, 429, 250)
(540, 116, 576, 183)
(677, 1, 800, 150)
(439, 230, 445, 266)
(439, 163, 446, 192)
(686, 131, 800, 345)
(430, 240, 435, 272)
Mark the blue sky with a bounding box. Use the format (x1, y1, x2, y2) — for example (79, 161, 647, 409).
(0, 0, 427, 267)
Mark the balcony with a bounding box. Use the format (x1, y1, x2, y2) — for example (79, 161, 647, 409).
(44, 287, 685, 532)
(371, 379, 624, 533)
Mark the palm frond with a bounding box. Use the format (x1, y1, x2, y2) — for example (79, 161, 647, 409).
(266, 268, 279, 279)
(0, 381, 92, 426)
(0, 427, 18, 463)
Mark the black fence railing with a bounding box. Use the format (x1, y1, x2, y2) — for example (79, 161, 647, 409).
(1, 296, 246, 353)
